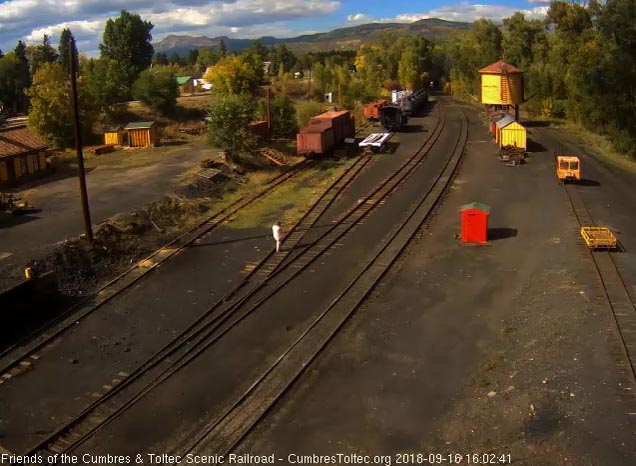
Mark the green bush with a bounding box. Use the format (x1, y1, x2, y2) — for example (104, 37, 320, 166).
(132, 68, 178, 116)
(295, 101, 324, 128)
(207, 93, 257, 162)
(258, 95, 298, 138)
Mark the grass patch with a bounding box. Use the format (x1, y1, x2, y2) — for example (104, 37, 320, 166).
(556, 121, 636, 175)
(226, 159, 355, 230)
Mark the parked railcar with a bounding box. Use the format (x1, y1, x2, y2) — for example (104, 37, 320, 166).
(401, 89, 428, 117)
(379, 105, 407, 132)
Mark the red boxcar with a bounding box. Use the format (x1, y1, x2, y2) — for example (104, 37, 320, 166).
(364, 100, 388, 119)
(310, 110, 355, 145)
(296, 127, 335, 156)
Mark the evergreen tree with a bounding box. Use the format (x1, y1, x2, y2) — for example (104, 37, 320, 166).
(218, 38, 227, 57)
(58, 28, 77, 74)
(27, 35, 58, 78)
(14, 40, 30, 87)
(154, 52, 169, 66)
(169, 52, 182, 66)
(187, 49, 199, 66)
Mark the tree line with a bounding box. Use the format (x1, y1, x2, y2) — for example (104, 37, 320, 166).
(445, 0, 635, 156)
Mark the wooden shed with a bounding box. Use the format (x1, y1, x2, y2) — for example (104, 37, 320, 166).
(0, 125, 48, 187)
(177, 76, 195, 96)
(125, 121, 158, 148)
(496, 116, 527, 150)
(104, 126, 124, 146)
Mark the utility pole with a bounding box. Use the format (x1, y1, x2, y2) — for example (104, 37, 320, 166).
(338, 82, 342, 110)
(69, 37, 93, 242)
(266, 86, 272, 142)
(308, 68, 312, 100)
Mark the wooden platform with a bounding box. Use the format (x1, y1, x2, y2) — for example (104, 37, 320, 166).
(259, 148, 290, 166)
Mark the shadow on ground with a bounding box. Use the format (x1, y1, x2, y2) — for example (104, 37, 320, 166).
(488, 227, 518, 241)
(527, 138, 547, 153)
(577, 178, 600, 187)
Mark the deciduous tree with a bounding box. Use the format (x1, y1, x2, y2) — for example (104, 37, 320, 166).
(132, 68, 178, 115)
(203, 55, 261, 95)
(99, 10, 154, 96)
(206, 93, 257, 162)
(26, 62, 96, 147)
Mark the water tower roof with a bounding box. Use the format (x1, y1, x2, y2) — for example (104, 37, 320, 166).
(478, 60, 523, 74)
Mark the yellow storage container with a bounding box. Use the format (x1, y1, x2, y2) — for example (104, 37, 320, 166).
(499, 120, 526, 150)
(495, 116, 526, 149)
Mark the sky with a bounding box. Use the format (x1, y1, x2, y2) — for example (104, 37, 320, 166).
(0, 0, 552, 56)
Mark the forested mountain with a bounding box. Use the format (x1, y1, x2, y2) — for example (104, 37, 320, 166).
(153, 18, 471, 56)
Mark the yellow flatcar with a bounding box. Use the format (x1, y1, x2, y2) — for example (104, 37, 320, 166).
(556, 156, 581, 182)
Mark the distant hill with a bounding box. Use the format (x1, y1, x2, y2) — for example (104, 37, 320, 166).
(153, 18, 471, 56)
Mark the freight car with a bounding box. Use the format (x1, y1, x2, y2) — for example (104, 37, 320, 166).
(379, 88, 429, 132)
(379, 105, 407, 132)
(363, 100, 388, 120)
(400, 89, 428, 117)
(296, 110, 355, 157)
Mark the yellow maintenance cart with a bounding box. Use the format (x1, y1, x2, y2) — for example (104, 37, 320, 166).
(557, 156, 581, 182)
(580, 226, 617, 249)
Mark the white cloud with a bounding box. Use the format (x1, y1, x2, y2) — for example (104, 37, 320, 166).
(347, 13, 371, 23)
(0, 0, 340, 53)
(394, 3, 549, 23)
(347, 3, 550, 26)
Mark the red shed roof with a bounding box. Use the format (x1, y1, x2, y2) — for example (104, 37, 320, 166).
(0, 125, 47, 159)
(478, 60, 523, 74)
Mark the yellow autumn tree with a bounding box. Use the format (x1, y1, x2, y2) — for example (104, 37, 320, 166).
(203, 55, 261, 96)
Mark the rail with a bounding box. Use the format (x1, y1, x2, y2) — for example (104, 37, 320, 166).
(20, 101, 448, 460)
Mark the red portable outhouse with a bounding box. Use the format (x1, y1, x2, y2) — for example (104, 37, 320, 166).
(460, 202, 490, 244)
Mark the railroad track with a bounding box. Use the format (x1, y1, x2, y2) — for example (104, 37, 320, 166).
(0, 160, 313, 375)
(179, 106, 469, 458)
(534, 126, 636, 382)
(17, 101, 449, 460)
(564, 182, 636, 381)
(0, 112, 384, 374)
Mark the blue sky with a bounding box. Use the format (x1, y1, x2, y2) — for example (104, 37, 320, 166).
(0, 0, 551, 55)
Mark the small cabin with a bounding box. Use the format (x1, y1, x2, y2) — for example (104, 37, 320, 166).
(496, 116, 526, 150)
(125, 121, 158, 148)
(177, 76, 195, 96)
(104, 126, 124, 146)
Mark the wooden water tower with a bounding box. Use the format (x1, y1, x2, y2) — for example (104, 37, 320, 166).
(478, 60, 524, 120)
